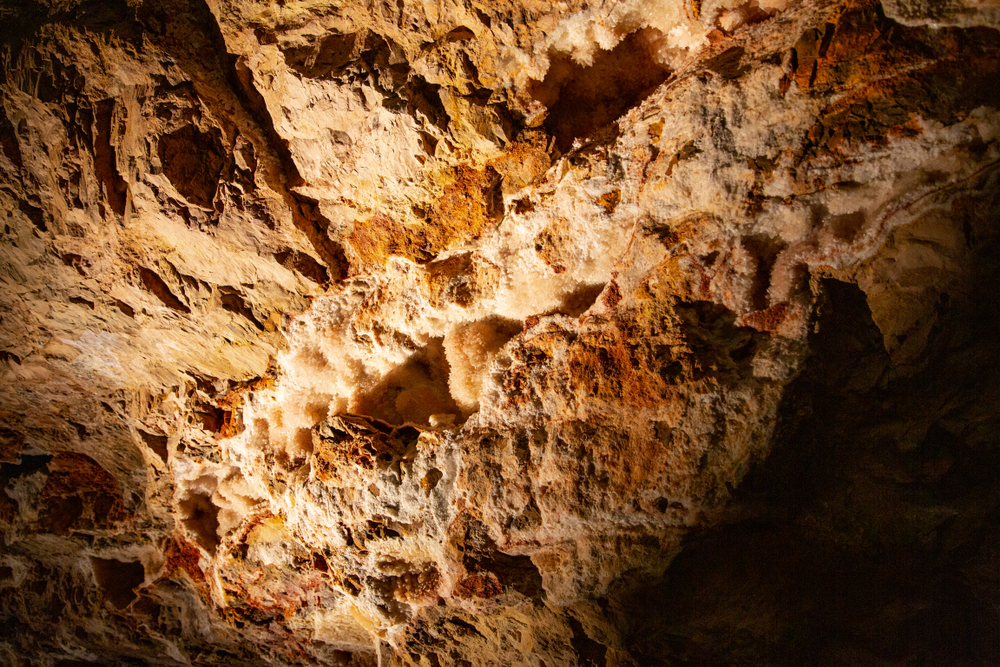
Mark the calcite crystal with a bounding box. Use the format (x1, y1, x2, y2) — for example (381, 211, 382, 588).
(1, 0, 998, 665)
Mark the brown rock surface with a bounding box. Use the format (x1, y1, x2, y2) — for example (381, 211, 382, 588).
(0, 0, 997, 665)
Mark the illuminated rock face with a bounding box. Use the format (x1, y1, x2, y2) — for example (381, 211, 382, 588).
(1, 1, 998, 665)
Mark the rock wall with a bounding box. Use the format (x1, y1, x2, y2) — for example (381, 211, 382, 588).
(0, 0, 997, 665)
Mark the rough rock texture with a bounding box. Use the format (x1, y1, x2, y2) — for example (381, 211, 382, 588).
(0, 0, 998, 665)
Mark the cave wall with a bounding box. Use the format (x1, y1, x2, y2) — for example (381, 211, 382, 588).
(0, 0, 997, 665)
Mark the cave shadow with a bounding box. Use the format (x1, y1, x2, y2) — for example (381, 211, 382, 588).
(528, 29, 672, 153)
(608, 276, 1000, 666)
(351, 337, 463, 428)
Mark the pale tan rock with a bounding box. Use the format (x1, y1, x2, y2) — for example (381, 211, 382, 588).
(0, 0, 998, 665)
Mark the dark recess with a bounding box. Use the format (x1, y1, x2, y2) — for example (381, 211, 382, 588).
(529, 29, 671, 152)
(138, 430, 169, 463)
(569, 616, 608, 667)
(613, 272, 1000, 666)
(93, 99, 128, 217)
(274, 248, 330, 286)
(138, 267, 190, 314)
(158, 125, 226, 209)
(178, 492, 221, 553)
(455, 515, 544, 600)
(219, 286, 264, 330)
(90, 557, 145, 609)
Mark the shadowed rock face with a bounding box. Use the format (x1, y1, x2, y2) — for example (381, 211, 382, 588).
(0, 0, 997, 665)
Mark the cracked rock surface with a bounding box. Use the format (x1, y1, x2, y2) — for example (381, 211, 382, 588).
(0, 0, 998, 665)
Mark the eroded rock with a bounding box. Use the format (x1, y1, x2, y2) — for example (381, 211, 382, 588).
(0, 0, 998, 665)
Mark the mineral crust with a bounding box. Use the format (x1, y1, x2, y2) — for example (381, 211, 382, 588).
(0, 0, 998, 665)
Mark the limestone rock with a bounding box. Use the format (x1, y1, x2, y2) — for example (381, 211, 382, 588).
(0, 0, 998, 665)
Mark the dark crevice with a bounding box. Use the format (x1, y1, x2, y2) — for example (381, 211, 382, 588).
(568, 617, 608, 667)
(90, 557, 144, 609)
(138, 430, 169, 464)
(218, 286, 264, 330)
(528, 29, 671, 152)
(742, 235, 784, 311)
(193, 404, 226, 433)
(219, 14, 350, 280)
(0, 111, 24, 171)
(18, 200, 47, 232)
(115, 299, 135, 318)
(178, 491, 221, 553)
(138, 267, 190, 314)
(93, 99, 127, 216)
(274, 248, 329, 286)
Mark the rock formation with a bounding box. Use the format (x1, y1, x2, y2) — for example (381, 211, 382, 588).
(0, 0, 997, 664)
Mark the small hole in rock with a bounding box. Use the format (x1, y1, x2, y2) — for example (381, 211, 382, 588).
(193, 405, 225, 433)
(139, 430, 169, 463)
(828, 210, 866, 243)
(559, 284, 606, 317)
(90, 557, 144, 609)
(178, 492, 221, 553)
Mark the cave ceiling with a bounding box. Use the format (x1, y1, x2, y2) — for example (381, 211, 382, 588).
(0, 0, 998, 665)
